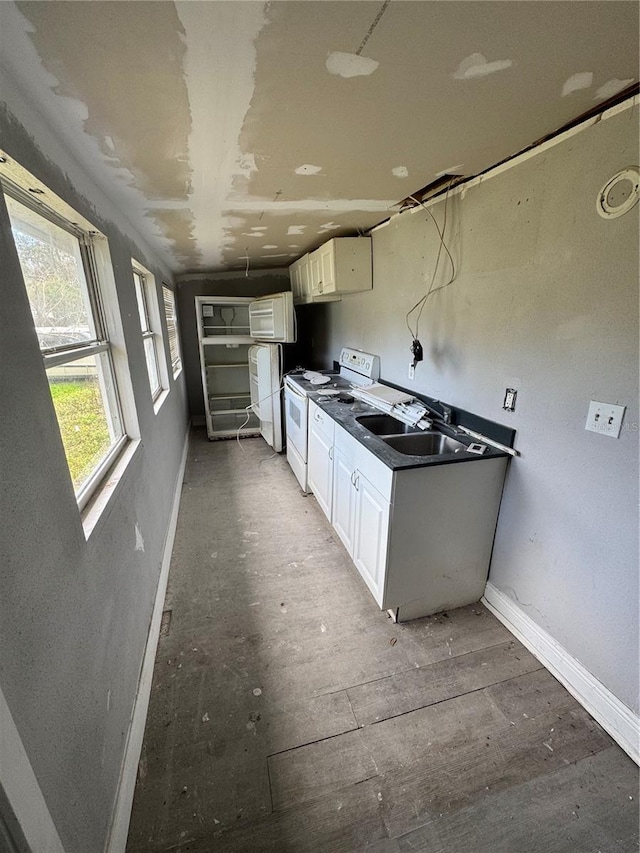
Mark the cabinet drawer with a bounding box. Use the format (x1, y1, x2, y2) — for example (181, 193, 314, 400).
(334, 422, 393, 500)
(309, 400, 335, 442)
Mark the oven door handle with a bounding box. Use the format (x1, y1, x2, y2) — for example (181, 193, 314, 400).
(285, 382, 307, 403)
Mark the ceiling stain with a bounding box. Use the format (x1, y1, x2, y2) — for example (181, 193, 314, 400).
(326, 51, 380, 78)
(595, 78, 635, 101)
(295, 164, 323, 175)
(562, 72, 594, 97)
(453, 52, 514, 80)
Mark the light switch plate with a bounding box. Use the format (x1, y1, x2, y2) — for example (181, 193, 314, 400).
(585, 400, 625, 438)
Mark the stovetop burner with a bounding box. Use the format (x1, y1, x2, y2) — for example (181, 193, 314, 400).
(286, 372, 353, 395)
(286, 349, 380, 398)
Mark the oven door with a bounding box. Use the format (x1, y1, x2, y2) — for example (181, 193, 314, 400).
(284, 380, 308, 461)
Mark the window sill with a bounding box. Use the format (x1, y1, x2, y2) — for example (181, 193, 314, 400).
(153, 386, 170, 415)
(82, 439, 141, 541)
(172, 364, 183, 381)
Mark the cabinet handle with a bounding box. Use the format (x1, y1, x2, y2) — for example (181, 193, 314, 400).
(350, 471, 356, 486)
(329, 446, 333, 461)
(354, 472, 360, 491)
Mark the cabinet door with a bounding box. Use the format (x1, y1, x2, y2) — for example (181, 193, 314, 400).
(353, 473, 390, 606)
(319, 244, 336, 293)
(290, 255, 311, 305)
(332, 447, 357, 555)
(309, 252, 321, 297)
(308, 419, 334, 521)
(290, 264, 301, 304)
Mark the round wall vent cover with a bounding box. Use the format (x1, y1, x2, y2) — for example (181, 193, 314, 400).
(597, 167, 639, 219)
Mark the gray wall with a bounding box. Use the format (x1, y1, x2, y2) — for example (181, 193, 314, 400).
(0, 102, 189, 851)
(176, 271, 290, 420)
(314, 104, 639, 714)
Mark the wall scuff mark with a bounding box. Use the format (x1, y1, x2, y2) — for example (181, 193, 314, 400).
(135, 523, 145, 552)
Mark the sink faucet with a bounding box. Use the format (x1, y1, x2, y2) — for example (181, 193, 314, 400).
(430, 401, 465, 434)
(430, 400, 452, 424)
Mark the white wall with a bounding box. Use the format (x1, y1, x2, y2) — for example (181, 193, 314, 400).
(315, 102, 639, 715)
(0, 95, 189, 852)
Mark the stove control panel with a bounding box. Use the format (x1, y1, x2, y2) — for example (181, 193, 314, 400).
(339, 347, 380, 381)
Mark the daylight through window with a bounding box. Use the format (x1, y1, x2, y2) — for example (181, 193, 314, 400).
(132, 265, 162, 401)
(5, 191, 126, 508)
(162, 285, 182, 375)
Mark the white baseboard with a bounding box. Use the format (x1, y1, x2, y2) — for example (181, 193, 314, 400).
(483, 582, 639, 765)
(105, 430, 190, 853)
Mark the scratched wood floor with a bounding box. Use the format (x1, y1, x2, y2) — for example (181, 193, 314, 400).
(126, 430, 638, 853)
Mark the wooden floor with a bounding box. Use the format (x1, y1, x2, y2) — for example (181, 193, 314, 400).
(126, 431, 638, 853)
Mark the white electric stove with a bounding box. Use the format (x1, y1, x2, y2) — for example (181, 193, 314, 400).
(284, 348, 380, 492)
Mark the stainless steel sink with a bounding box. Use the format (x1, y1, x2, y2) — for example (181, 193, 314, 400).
(382, 432, 467, 456)
(355, 414, 419, 435)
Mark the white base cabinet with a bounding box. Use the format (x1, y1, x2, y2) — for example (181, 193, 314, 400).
(352, 473, 390, 606)
(307, 400, 335, 520)
(331, 423, 391, 605)
(332, 447, 357, 555)
(306, 411, 508, 621)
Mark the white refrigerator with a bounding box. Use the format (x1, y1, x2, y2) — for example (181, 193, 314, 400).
(195, 293, 295, 450)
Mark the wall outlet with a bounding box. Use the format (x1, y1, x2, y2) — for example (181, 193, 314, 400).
(503, 388, 517, 411)
(585, 400, 625, 438)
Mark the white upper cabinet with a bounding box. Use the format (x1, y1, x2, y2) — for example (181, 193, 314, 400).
(289, 236, 372, 304)
(290, 254, 314, 305)
(310, 237, 372, 298)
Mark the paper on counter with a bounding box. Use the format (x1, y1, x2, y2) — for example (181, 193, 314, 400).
(356, 382, 414, 406)
(303, 371, 331, 385)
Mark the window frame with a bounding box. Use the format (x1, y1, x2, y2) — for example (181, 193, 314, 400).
(3, 179, 129, 513)
(132, 264, 164, 403)
(162, 284, 182, 377)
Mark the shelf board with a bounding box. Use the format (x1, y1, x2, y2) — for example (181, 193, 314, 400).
(202, 326, 251, 331)
(210, 407, 253, 416)
(202, 336, 252, 345)
(208, 428, 260, 438)
(206, 363, 249, 368)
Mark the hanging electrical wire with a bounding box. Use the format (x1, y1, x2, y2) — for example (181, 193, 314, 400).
(404, 183, 457, 368)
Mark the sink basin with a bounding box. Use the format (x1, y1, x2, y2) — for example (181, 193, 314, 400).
(356, 414, 419, 435)
(382, 432, 467, 456)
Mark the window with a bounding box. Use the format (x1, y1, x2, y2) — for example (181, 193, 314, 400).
(132, 263, 163, 401)
(4, 189, 127, 510)
(162, 285, 182, 376)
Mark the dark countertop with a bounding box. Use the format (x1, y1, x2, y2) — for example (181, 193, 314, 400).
(306, 384, 510, 472)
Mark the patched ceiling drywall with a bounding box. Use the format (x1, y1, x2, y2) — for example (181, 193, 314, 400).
(0, 1, 637, 274)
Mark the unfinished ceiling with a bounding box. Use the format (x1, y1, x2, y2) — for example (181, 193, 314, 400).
(0, 1, 637, 274)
